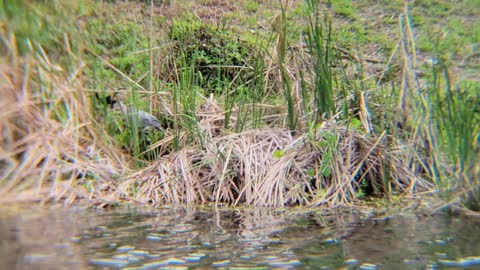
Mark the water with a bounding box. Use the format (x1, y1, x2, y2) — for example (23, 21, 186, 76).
(1, 206, 480, 269)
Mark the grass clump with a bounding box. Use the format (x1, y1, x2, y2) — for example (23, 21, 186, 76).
(167, 19, 260, 96)
(423, 63, 479, 210)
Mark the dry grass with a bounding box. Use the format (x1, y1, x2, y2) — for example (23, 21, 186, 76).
(117, 120, 432, 207)
(0, 43, 431, 206)
(0, 36, 129, 205)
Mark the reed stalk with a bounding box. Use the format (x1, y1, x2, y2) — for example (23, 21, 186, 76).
(303, 0, 335, 124)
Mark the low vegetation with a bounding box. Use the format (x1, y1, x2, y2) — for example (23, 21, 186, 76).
(0, 0, 478, 210)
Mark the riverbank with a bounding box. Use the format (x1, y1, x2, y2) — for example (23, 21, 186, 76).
(0, 0, 478, 210)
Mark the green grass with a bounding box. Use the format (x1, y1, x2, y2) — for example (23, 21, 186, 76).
(0, 0, 91, 55)
(425, 63, 479, 209)
(303, 0, 335, 123)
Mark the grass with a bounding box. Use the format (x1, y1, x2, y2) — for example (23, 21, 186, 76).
(424, 63, 479, 210)
(303, 0, 335, 123)
(122, 127, 430, 206)
(0, 0, 478, 210)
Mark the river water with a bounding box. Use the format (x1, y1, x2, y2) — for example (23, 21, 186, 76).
(1, 206, 479, 269)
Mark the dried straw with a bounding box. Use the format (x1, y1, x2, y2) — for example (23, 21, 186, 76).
(119, 122, 432, 207)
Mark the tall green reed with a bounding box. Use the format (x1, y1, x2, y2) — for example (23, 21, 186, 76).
(277, 1, 296, 130)
(426, 61, 479, 209)
(172, 54, 202, 149)
(249, 49, 267, 129)
(235, 42, 268, 132)
(303, 0, 335, 125)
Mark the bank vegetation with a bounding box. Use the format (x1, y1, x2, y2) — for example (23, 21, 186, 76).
(0, 0, 478, 211)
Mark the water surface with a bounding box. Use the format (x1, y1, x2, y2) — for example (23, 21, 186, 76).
(1, 206, 480, 269)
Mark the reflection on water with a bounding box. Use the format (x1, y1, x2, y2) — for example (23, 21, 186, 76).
(1, 206, 480, 269)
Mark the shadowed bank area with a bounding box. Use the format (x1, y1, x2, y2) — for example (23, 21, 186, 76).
(0, 0, 478, 211)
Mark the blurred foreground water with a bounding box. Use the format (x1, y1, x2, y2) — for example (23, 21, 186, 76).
(1, 206, 480, 269)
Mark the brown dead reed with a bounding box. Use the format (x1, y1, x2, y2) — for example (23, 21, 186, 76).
(0, 54, 432, 207)
(0, 37, 129, 205)
(118, 124, 432, 207)
(0, 31, 433, 207)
